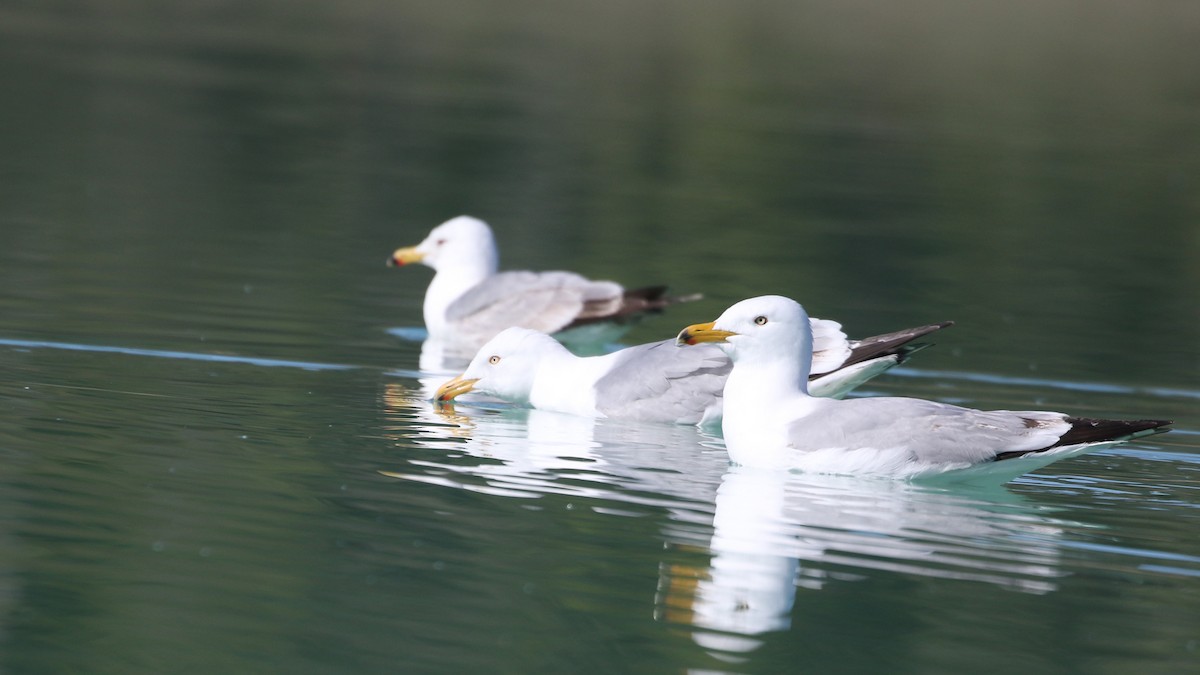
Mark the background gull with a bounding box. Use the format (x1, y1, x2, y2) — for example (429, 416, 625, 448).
(677, 295, 1172, 481)
(434, 316, 951, 425)
(388, 216, 700, 352)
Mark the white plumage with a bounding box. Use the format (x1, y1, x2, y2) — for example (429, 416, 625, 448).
(389, 216, 697, 351)
(434, 314, 950, 425)
(677, 295, 1171, 479)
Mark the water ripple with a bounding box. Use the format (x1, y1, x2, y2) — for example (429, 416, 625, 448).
(892, 366, 1200, 401)
(0, 337, 358, 371)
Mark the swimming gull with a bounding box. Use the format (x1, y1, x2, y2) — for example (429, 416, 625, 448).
(434, 316, 951, 425)
(389, 216, 699, 350)
(676, 295, 1171, 479)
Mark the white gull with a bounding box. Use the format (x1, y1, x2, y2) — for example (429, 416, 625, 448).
(389, 216, 698, 351)
(676, 295, 1171, 479)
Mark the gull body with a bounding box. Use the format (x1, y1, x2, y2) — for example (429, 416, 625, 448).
(677, 295, 1171, 479)
(435, 315, 951, 425)
(389, 216, 697, 349)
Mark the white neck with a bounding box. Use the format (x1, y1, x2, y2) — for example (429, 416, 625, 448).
(423, 260, 496, 336)
(529, 347, 602, 416)
(720, 334, 817, 468)
(722, 362, 814, 454)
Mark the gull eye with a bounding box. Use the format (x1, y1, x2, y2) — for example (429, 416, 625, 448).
(754, 316, 768, 326)
(436, 238, 447, 246)
(488, 355, 501, 365)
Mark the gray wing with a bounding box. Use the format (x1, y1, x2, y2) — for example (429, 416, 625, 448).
(593, 340, 731, 425)
(788, 397, 1070, 465)
(445, 271, 623, 344)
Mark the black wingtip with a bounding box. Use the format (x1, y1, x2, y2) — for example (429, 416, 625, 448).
(562, 286, 703, 330)
(1053, 417, 1173, 448)
(622, 285, 703, 308)
(994, 418, 1172, 462)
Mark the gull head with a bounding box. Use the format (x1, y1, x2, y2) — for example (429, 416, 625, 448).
(389, 215, 498, 273)
(677, 295, 812, 365)
(435, 327, 558, 403)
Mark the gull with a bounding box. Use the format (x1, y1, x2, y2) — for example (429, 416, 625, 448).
(388, 216, 699, 350)
(434, 315, 951, 425)
(677, 295, 1171, 479)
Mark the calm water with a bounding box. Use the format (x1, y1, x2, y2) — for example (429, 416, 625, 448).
(2, 1, 1199, 673)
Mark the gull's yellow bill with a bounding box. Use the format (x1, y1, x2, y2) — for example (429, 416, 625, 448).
(676, 321, 736, 346)
(435, 374, 479, 401)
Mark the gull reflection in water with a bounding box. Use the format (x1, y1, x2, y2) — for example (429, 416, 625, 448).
(379, 381, 728, 505)
(380, 381, 1080, 663)
(384, 327, 475, 375)
(656, 466, 1079, 660)
(417, 337, 475, 375)
(656, 467, 798, 656)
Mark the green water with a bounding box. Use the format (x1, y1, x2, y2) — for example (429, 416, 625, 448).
(1, 1, 1198, 673)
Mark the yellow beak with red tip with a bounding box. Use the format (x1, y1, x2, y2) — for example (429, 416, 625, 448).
(676, 321, 737, 346)
(388, 246, 424, 267)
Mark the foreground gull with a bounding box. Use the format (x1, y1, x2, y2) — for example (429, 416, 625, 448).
(389, 216, 699, 349)
(434, 315, 951, 425)
(677, 295, 1172, 479)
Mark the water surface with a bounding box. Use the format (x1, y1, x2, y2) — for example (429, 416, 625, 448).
(1, 1, 1198, 673)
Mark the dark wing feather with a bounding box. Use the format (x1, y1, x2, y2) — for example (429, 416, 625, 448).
(564, 286, 702, 329)
(833, 321, 954, 374)
(994, 417, 1172, 461)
